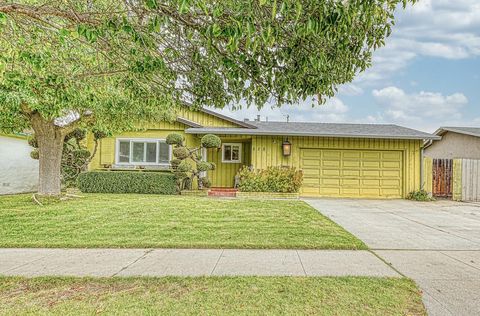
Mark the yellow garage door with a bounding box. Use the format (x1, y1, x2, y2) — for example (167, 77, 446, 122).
(301, 149, 403, 198)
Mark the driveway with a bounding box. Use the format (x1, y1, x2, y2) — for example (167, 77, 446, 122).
(304, 198, 480, 316)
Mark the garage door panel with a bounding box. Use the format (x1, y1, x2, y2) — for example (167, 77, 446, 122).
(322, 169, 340, 176)
(343, 161, 360, 168)
(300, 149, 403, 198)
(363, 161, 381, 168)
(321, 178, 340, 186)
(342, 179, 360, 186)
(342, 170, 361, 177)
(382, 161, 401, 169)
(322, 160, 341, 168)
(362, 170, 381, 177)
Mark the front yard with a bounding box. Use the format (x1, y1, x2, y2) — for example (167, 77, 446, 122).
(0, 276, 425, 315)
(0, 194, 365, 249)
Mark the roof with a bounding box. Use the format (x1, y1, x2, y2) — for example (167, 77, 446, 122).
(186, 121, 440, 140)
(433, 126, 480, 138)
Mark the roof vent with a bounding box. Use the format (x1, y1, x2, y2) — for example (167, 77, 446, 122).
(244, 118, 250, 122)
(255, 115, 261, 122)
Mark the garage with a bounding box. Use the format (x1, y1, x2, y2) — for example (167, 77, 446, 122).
(301, 149, 403, 198)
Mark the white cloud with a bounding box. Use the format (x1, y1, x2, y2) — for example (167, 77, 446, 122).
(371, 86, 470, 131)
(356, 0, 480, 85)
(215, 97, 350, 123)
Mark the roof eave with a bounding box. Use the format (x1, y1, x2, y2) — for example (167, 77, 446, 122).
(185, 128, 441, 140)
(436, 127, 480, 138)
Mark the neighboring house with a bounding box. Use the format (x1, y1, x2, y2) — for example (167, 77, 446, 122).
(0, 134, 39, 195)
(424, 127, 480, 159)
(87, 107, 439, 199)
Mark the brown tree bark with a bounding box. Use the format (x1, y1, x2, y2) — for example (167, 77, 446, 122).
(30, 114, 66, 196)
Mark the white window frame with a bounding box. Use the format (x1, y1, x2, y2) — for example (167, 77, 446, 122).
(115, 138, 172, 166)
(222, 143, 242, 163)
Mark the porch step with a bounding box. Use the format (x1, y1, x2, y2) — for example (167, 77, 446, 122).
(208, 188, 238, 197)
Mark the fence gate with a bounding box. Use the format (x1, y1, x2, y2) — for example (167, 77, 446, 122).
(433, 159, 453, 198)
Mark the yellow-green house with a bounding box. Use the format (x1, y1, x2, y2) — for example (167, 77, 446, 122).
(87, 107, 439, 199)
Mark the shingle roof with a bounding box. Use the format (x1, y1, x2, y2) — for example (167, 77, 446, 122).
(435, 126, 480, 138)
(186, 121, 440, 140)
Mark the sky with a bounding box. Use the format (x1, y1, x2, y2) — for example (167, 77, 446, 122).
(214, 0, 480, 133)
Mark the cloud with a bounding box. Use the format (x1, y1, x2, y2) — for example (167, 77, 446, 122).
(214, 97, 350, 123)
(371, 86, 470, 131)
(356, 0, 480, 85)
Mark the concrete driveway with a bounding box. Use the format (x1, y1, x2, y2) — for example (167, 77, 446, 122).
(305, 198, 480, 316)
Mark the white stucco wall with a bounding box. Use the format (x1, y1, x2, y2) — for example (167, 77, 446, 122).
(0, 136, 39, 195)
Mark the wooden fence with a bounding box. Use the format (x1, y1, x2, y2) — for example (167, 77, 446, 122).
(461, 159, 480, 202)
(432, 159, 453, 198)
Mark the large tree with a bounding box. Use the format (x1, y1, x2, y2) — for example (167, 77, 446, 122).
(0, 0, 415, 196)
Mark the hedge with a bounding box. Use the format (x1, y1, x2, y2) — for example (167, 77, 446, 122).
(77, 171, 177, 194)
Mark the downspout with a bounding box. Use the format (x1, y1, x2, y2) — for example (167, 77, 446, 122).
(420, 144, 424, 190)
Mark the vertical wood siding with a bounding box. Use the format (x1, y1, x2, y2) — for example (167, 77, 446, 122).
(251, 136, 422, 198)
(461, 159, 480, 201)
(423, 157, 433, 194)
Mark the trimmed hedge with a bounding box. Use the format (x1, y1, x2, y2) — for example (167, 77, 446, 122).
(77, 171, 177, 194)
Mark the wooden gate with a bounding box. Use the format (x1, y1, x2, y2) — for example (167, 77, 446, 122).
(433, 159, 453, 198)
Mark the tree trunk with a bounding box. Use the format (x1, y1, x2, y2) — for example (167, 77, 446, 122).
(31, 115, 65, 196)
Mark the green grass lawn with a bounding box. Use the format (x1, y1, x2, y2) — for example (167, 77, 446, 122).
(0, 276, 426, 316)
(0, 194, 365, 249)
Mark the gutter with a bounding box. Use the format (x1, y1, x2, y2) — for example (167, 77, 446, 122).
(185, 128, 441, 141)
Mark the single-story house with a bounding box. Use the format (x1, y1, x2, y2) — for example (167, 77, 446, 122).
(0, 134, 39, 195)
(86, 108, 439, 199)
(424, 127, 480, 159)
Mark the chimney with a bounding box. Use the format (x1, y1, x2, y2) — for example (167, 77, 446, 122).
(255, 115, 261, 122)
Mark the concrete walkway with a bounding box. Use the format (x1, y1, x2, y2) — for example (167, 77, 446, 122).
(0, 248, 399, 278)
(305, 198, 480, 316)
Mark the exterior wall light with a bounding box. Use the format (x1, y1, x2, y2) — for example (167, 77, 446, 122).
(282, 139, 292, 156)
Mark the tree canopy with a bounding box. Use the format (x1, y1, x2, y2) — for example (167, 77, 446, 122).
(0, 0, 416, 195)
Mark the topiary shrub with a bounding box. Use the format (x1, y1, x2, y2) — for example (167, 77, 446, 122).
(201, 134, 221, 148)
(406, 190, 433, 201)
(237, 166, 303, 193)
(177, 160, 193, 173)
(166, 133, 184, 146)
(167, 132, 220, 191)
(77, 171, 177, 194)
(173, 147, 190, 160)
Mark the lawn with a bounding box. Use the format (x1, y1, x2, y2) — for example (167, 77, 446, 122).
(0, 194, 365, 249)
(0, 276, 426, 316)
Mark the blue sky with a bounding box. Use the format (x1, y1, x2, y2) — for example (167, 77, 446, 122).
(215, 0, 480, 133)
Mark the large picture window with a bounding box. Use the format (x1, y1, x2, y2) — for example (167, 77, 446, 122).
(222, 143, 242, 163)
(116, 139, 171, 165)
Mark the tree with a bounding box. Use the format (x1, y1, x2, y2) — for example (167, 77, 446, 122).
(0, 0, 416, 196)
(167, 133, 220, 191)
(29, 128, 106, 187)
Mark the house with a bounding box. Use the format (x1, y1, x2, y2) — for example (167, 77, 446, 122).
(0, 134, 39, 195)
(424, 127, 480, 159)
(86, 107, 439, 199)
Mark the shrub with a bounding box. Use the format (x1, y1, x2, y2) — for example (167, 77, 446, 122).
(201, 134, 221, 148)
(237, 166, 303, 193)
(166, 133, 184, 145)
(77, 171, 177, 194)
(199, 177, 211, 188)
(406, 190, 433, 201)
(177, 160, 193, 173)
(173, 147, 190, 159)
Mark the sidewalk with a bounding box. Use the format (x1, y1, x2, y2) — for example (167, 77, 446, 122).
(0, 248, 400, 278)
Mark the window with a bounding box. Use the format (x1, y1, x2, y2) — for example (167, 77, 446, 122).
(116, 139, 171, 165)
(222, 143, 242, 163)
